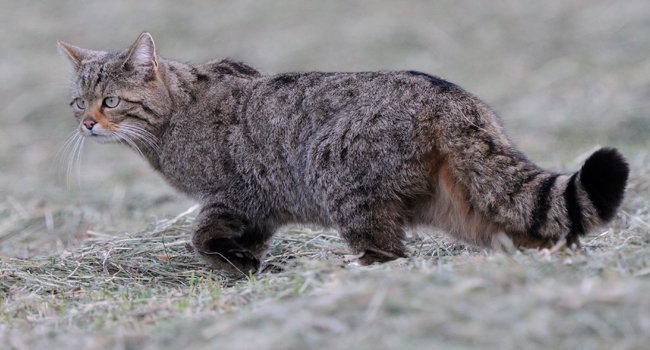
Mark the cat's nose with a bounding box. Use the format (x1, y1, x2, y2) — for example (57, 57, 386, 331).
(82, 117, 96, 130)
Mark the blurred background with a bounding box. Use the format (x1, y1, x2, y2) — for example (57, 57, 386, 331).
(1, 0, 648, 258)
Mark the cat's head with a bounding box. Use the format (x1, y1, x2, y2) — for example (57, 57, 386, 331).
(58, 32, 170, 147)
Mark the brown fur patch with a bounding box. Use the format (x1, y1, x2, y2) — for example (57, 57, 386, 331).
(505, 231, 555, 249)
(88, 104, 116, 131)
(419, 161, 502, 247)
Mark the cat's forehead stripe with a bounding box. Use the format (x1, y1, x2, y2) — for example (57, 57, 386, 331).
(79, 62, 109, 96)
(92, 65, 105, 88)
(76, 51, 118, 93)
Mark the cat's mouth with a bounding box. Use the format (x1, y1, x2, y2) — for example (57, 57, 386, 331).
(78, 125, 120, 143)
(88, 134, 120, 143)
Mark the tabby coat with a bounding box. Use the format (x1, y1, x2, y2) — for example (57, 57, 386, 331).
(59, 33, 629, 274)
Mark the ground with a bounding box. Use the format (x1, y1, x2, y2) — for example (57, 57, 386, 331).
(1, 1, 649, 349)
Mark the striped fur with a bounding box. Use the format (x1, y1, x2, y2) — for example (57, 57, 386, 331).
(59, 33, 630, 274)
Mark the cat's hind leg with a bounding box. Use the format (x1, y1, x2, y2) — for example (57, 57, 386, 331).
(330, 199, 408, 265)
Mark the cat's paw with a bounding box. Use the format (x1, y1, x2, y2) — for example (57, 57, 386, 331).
(199, 238, 261, 275)
(223, 248, 261, 274)
(358, 247, 406, 265)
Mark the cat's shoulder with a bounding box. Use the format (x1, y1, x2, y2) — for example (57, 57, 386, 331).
(202, 58, 262, 79)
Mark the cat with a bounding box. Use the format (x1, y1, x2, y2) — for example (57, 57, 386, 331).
(58, 32, 629, 274)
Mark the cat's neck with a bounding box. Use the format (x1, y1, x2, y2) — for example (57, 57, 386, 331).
(137, 58, 259, 172)
(159, 60, 199, 110)
(136, 59, 203, 170)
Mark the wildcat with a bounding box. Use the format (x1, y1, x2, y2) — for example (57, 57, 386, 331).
(58, 32, 629, 274)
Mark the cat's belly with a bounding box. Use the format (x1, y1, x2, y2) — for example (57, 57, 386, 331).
(157, 148, 331, 225)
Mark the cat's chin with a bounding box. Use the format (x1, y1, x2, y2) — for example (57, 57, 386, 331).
(84, 134, 119, 144)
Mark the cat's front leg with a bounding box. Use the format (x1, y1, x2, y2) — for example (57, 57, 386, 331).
(191, 203, 263, 275)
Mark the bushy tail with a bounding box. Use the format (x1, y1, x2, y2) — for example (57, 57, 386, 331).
(559, 147, 629, 244)
(436, 96, 629, 246)
(578, 148, 629, 222)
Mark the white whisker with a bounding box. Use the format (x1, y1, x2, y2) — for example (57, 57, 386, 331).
(75, 135, 86, 186)
(55, 130, 80, 174)
(119, 124, 160, 149)
(118, 124, 161, 154)
(114, 131, 146, 159)
(123, 132, 159, 153)
(56, 123, 161, 188)
(66, 133, 84, 188)
(65, 134, 78, 186)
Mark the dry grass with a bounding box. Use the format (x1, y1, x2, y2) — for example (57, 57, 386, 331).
(3, 191, 650, 349)
(1, 1, 650, 349)
(3, 153, 649, 349)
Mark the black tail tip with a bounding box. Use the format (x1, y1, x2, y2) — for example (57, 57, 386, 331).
(579, 147, 629, 222)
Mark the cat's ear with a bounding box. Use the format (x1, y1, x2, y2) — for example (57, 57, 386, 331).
(123, 32, 158, 70)
(57, 41, 96, 68)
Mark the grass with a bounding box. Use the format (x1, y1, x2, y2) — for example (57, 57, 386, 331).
(2, 1, 650, 349)
(2, 155, 649, 349)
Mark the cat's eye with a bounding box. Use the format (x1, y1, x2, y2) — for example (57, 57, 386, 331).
(74, 98, 86, 110)
(103, 96, 120, 108)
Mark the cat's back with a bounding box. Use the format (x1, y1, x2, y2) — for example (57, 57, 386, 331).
(249, 69, 456, 112)
(232, 69, 470, 172)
